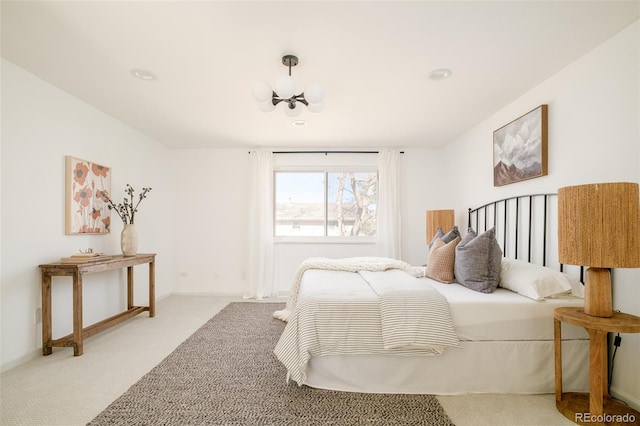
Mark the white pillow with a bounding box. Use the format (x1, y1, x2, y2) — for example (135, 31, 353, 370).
(568, 276, 585, 298)
(500, 258, 576, 300)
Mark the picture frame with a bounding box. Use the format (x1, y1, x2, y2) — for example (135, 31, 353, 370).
(493, 104, 548, 187)
(65, 156, 112, 234)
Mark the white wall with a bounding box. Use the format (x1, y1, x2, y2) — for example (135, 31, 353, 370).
(400, 148, 455, 267)
(442, 21, 640, 408)
(170, 149, 449, 296)
(170, 149, 250, 295)
(0, 59, 176, 370)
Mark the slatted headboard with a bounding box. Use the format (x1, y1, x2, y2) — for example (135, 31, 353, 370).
(467, 193, 584, 282)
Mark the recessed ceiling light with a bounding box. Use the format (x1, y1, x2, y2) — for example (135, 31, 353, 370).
(428, 68, 452, 81)
(130, 68, 157, 81)
(292, 120, 307, 127)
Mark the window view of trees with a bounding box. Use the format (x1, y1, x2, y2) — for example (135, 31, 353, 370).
(275, 171, 377, 237)
(327, 172, 377, 236)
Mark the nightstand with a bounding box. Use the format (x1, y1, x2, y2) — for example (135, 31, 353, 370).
(554, 307, 640, 426)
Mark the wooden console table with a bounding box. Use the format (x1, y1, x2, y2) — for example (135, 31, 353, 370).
(554, 307, 640, 426)
(39, 253, 156, 356)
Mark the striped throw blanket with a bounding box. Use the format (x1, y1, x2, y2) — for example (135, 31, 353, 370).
(273, 258, 460, 385)
(360, 270, 460, 350)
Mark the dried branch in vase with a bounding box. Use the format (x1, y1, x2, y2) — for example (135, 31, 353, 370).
(101, 184, 152, 224)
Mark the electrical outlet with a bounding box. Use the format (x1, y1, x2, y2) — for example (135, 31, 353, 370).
(35, 308, 42, 324)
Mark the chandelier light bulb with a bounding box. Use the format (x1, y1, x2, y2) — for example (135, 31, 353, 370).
(258, 100, 276, 112)
(308, 100, 324, 113)
(304, 82, 324, 104)
(252, 81, 273, 103)
(275, 75, 296, 99)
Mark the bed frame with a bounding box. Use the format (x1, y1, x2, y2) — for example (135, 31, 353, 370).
(468, 193, 584, 282)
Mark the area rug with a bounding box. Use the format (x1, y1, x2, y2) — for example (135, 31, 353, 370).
(89, 302, 454, 425)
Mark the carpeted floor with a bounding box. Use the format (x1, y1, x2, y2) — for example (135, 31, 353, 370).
(89, 302, 455, 425)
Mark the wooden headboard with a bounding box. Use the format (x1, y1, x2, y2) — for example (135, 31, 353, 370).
(467, 193, 584, 282)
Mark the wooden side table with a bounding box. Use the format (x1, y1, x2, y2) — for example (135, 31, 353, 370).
(554, 307, 640, 426)
(39, 253, 156, 356)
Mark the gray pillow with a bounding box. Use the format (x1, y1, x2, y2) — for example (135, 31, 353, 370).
(427, 226, 461, 264)
(428, 227, 445, 251)
(454, 227, 502, 293)
(442, 226, 461, 244)
(429, 226, 461, 250)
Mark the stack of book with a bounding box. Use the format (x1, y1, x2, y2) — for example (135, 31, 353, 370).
(60, 252, 111, 264)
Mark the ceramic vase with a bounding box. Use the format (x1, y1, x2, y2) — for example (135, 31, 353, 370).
(121, 224, 138, 256)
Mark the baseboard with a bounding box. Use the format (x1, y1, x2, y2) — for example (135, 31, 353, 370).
(170, 291, 288, 299)
(1, 348, 41, 373)
(170, 291, 244, 297)
(610, 385, 640, 411)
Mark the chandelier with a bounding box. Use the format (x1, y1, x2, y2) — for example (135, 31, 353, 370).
(252, 55, 324, 116)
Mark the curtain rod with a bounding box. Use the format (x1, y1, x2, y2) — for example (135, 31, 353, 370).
(248, 150, 404, 154)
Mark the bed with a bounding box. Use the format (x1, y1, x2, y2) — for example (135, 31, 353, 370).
(273, 194, 590, 394)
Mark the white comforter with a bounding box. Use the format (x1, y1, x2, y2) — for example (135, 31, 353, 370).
(273, 256, 420, 322)
(273, 261, 460, 385)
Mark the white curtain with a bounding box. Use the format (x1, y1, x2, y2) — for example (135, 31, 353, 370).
(377, 150, 402, 259)
(245, 150, 274, 299)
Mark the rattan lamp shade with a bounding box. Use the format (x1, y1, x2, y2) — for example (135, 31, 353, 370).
(557, 182, 640, 317)
(426, 209, 455, 243)
(558, 182, 640, 268)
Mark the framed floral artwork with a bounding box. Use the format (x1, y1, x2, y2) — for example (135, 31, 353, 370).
(65, 156, 112, 234)
(493, 104, 548, 186)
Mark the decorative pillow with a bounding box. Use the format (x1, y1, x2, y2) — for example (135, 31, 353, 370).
(425, 237, 460, 283)
(428, 227, 445, 251)
(569, 277, 585, 298)
(442, 226, 461, 243)
(427, 226, 461, 264)
(454, 227, 502, 293)
(500, 258, 575, 300)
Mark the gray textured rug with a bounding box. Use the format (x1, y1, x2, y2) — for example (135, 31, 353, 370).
(89, 302, 454, 425)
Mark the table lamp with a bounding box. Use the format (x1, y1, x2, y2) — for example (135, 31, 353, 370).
(426, 209, 455, 243)
(557, 182, 640, 318)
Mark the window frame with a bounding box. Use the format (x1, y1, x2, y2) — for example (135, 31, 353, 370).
(273, 165, 378, 244)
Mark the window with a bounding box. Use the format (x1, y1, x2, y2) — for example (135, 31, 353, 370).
(274, 170, 377, 237)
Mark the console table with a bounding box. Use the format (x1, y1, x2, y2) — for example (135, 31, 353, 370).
(39, 253, 156, 356)
(554, 306, 640, 426)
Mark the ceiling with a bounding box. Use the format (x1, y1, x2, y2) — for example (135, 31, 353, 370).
(2, 1, 638, 150)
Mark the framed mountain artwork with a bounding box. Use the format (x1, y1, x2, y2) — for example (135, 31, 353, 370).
(493, 105, 548, 187)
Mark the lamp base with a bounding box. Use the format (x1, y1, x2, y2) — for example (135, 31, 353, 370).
(584, 267, 612, 318)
